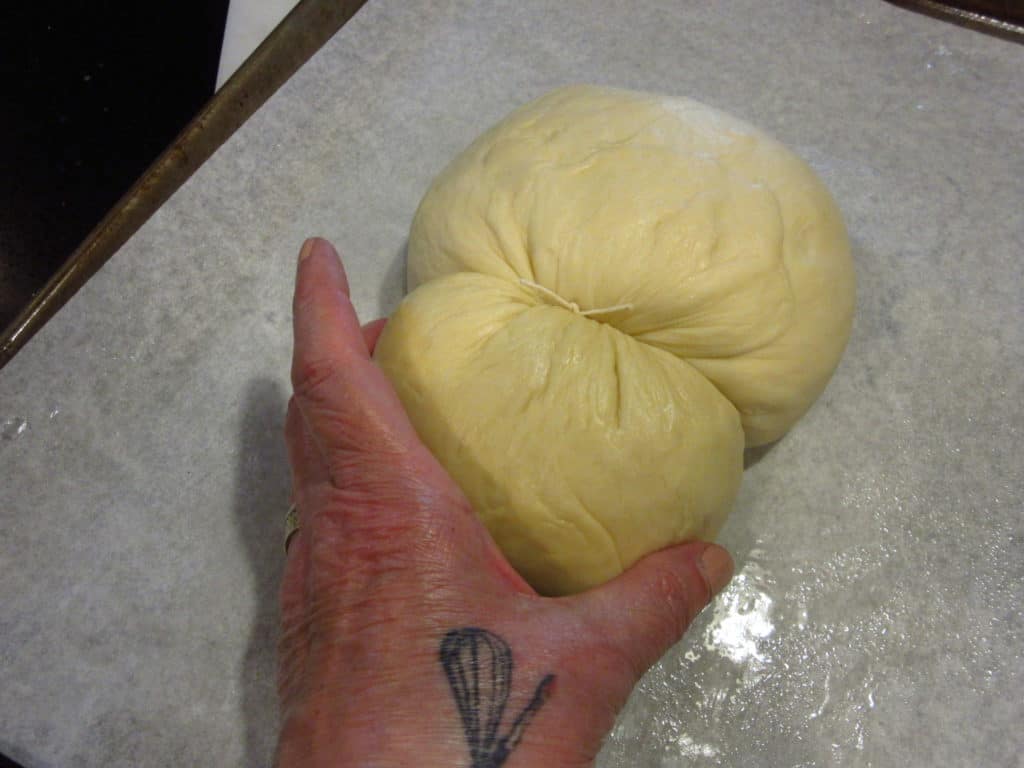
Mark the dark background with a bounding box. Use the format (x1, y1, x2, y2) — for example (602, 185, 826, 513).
(957, 0, 1024, 21)
(0, 2, 230, 330)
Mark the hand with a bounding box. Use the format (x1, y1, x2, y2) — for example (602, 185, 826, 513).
(277, 238, 734, 767)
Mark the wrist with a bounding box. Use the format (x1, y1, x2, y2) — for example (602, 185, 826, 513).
(276, 707, 465, 768)
(276, 647, 467, 768)
(275, 663, 608, 768)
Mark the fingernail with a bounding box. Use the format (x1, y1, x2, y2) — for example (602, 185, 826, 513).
(298, 238, 319, 263)
(698, 544, 734, 598)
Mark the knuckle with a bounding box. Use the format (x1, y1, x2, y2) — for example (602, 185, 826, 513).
(321, 485, 423, 552)
(291, 355, 340, 399)
(644, 565, 702, 639)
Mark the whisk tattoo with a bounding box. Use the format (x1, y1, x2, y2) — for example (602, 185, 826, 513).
(439, 628, 556, 768)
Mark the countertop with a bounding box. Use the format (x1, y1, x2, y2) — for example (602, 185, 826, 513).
(1, 1, 1022, 765)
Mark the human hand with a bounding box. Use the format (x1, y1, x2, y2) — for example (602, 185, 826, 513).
(277, 237, 734, 767)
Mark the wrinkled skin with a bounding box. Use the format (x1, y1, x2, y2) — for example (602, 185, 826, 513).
(277, 238, 734, 767)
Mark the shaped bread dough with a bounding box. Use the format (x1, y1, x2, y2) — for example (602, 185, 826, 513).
(375, 86, 855, 595)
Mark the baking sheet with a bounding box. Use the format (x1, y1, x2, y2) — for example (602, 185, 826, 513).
(1, 1, 1022, 765)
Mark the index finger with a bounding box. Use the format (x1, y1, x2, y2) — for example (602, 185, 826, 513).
(290, 238, 418, 470)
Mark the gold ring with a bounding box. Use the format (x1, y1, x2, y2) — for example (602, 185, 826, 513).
(284, 503, 300, 553)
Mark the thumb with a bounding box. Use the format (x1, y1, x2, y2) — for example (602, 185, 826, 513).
(574, 542, 734, 678)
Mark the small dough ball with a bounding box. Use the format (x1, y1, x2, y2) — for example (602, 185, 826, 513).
(378, 272, 744, 594)
(376, 85, 855, 595)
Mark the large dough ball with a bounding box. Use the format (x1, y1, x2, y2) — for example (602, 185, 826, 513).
(375, 85, 855, 595)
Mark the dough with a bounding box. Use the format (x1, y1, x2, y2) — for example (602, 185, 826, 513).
(375, 86, 855, 595)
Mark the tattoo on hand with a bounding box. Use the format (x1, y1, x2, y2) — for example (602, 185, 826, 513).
(440, 628, 555, 768)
